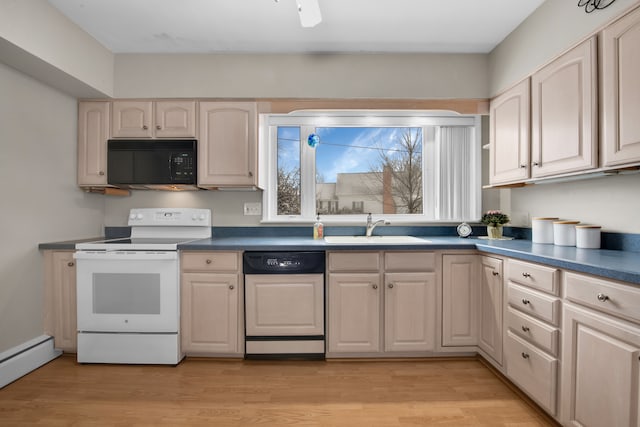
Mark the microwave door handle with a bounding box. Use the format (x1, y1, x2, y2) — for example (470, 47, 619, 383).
(168, 153, 173, 180)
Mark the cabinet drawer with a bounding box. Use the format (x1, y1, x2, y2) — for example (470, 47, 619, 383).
(505, 331, 557, 415)
(507, 259, 559, 295)
(328, 252, 380, 272)
(565, 272, 640, 324)
(507, 283, 561, 326)
(506, 306, 559, 357)
(181, 252, 240, 272)
(384, 251, 435, 272)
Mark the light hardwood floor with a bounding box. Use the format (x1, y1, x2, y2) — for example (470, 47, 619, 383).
(0, 356, 555, 426)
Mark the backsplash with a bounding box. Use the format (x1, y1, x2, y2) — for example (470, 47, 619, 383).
(105, 225, 640, 252)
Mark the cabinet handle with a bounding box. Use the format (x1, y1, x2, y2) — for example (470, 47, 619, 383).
(532, 161, 540, 166)
(142, 125, 148, 130)
(519, 164, 527, 169)
(248, 171, 253, 177)
(372, 284, 378, 290)
(596, 293, 609, 302)
(521, 325, 530, 332)
(492, 271, 499, 276)
(67, 261, 74, 267)
(522, 272, 531, 278)
(206, 259, 212, 264)
(388, 283, 394, 289)
(99, 171, 105, 176)
(229, 285, 234, 290)
(521, 352, 530, 359)
(156, 125, 161, 130)
(522, 298, 530, 305)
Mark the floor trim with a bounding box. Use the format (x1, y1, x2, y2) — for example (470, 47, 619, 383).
(0, 335, 62, 389)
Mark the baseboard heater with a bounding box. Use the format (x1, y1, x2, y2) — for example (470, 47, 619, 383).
(0, 335, 61, 388)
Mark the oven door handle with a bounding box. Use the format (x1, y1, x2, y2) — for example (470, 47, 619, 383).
(73, 251, 178, 261)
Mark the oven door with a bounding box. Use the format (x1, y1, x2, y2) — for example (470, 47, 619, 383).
(74, 251, 179, 333)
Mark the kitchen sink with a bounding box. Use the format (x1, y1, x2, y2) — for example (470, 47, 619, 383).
(324, 235, 430, 244)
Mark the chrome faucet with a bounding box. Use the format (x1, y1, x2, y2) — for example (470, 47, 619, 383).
(366, 213, 390, 237)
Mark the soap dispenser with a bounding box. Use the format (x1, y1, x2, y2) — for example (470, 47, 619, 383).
(313, 213, 324, 239)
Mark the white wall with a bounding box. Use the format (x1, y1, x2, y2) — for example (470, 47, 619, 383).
(114, 53, 489, 99)
(0, 62, 104, 353)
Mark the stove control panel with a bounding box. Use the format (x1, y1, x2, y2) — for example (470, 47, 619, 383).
(128, 208, 211, 227)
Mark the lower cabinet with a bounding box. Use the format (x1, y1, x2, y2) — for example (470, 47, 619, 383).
(327, 251, 437, 356)
(442, 254, 480, 347)
(180, 252, 243, 356)
(479, 256, 503, 364)
(43, 250, 77, 352)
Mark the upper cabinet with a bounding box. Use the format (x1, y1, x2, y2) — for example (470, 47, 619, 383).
(198, 102, 258, 188)
(111, 100, 196, 139)
(531, 37, 598, 178)
(489, 79, 530, 185)
(601, 7, 640, 167)
(78, 101, 110, 186)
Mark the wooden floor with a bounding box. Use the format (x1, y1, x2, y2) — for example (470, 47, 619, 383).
(0, 355, 554, 426)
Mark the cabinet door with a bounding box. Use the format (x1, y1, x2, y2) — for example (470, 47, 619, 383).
(562, 303, 640, 427)
(154, 100, 196, 138)
(327, 273, 381, 353)
(601, 7, 640, 167)
(489, 79, 530, 185)
(112, 101, 153, 138)
(479, 256, 503, 364)
(198, 101, 257, 187)
(442, 255, 480, 347)
(531, 37, 598, 178)
(384, 272, 436, 352)
(44, 251, 77, 352)
(181, 272, 240, 354)
(78, 101, 109, 186)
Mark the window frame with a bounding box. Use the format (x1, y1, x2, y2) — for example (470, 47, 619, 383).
(259, 111, 482, 224)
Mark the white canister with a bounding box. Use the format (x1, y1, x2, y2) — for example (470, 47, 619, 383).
(553, 221, 580, 246)
(576, 225, 601, 249)
(532, 217, 559, 244)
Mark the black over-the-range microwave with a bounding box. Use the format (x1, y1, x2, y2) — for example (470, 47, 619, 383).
(107, 139, 197, 187)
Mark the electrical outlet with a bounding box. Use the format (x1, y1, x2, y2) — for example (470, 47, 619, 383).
(243, 202, 262, 216)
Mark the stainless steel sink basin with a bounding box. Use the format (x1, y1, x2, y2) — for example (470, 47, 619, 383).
(324, 235, 430, 244)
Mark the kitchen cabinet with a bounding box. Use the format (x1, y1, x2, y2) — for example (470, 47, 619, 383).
(489, 79, 530, 185)
(198, 101, 258, 188)
(77, 101, 110, 186)
(561, 272, 640, 427)
(180, 251, 243, 356)
(111, 100, 196, 138)
(442, 254, 480, 347)
(601, 7, 640, 167)
(504, 258, 560, 415)
(531, 37, 598, 178)
(478, 256, 503, 365)
(43, 250, 77, 353)
(327, 251, 436, 355)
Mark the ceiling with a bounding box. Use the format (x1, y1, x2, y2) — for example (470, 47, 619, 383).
(47, 0, 545, 54)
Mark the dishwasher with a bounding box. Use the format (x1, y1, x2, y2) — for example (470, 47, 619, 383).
(243, 251, 325, 360)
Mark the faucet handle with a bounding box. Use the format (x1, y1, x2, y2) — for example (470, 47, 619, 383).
(367, 212, 372, 221)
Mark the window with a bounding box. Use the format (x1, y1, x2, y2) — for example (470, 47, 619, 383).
(261, 111, 481, 224)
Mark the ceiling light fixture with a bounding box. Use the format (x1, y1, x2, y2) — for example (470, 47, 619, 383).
(275, 0, 322, 28)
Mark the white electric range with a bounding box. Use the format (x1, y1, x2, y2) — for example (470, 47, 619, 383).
(74, 208, 211, 364)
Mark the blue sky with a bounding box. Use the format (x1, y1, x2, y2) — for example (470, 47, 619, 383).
(278, 127, 421, 183)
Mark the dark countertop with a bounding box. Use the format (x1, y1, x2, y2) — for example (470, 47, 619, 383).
(40, 236, 640, 285)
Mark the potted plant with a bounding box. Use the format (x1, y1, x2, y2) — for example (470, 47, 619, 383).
(481, 210, 510, 239)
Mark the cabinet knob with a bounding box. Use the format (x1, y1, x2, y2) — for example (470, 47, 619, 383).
(521, 352, 530, 359)
(98, 171, 105, 176)
(248, 171, 253, 177)
(206, 259, 212, 264)
(522, 272, 531, 278)
(521, 298, 530, 305)
(519, 164, 527, 169)
(372, 284, 378, 290)
(67, 261, 74, 267)
(492, 271, 499, 276)
(142, 125, 148, 130)
(521, 325, 530, 332)
(532, 162, 540, 166)
(388, 283, 394, 289)
(229, 285, 234, 290)
(156, 125, 161, 130)
(596, 293, 609, 302)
